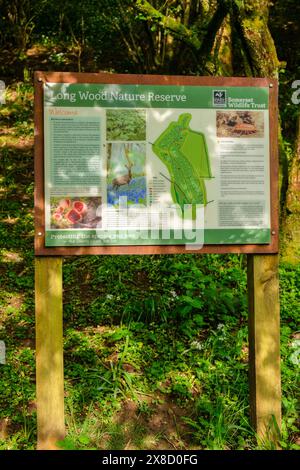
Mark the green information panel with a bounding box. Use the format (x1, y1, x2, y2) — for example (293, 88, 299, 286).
(42, 80, 271, 248)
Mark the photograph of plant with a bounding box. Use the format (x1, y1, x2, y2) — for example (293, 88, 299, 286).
(106, 109, 146, 141)
(107, 143, 147, 206)
(50, 197, 102, 229)
(216, 111, 264, 138)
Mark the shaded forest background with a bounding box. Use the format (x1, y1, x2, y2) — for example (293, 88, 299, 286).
(0, 0, 299, 450)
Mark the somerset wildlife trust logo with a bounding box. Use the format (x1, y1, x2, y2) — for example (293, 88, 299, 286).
(213, 90, 226, 107)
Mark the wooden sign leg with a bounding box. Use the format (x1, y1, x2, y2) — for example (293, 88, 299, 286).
(35, 257, 65, 450)
(247, 254, 281, 445)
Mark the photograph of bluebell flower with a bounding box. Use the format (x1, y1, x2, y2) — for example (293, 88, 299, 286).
(107, 143, 147, 206)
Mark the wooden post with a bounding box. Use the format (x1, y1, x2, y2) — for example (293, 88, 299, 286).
(247, 254, 281, 445)
(35, 257, 65, 450)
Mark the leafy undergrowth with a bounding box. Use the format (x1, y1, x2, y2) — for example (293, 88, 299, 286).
(0, 83, 299, 450)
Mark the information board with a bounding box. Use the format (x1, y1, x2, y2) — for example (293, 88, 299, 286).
(34, 73, 278, 255)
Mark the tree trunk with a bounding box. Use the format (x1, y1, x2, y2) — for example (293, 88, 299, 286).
(282, 116, 300, 263)
(232, 0, 279, 78)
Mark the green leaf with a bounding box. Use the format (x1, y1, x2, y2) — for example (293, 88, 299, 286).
(107, 329, 130, 342)
(79, 435, 90, 445)
(57, 438, 77, 450)
(181, 305, 193, 315)
(194, 314, 204, 326)
(182, 296, 203, 309)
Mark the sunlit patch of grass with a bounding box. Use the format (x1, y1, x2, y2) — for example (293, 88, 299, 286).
(0, 134, 33, 147)
(0, 217, 20, 225)
(0, 83, 34, 140)
(0, 291, 25, 314)
(0, 250, 23, 263)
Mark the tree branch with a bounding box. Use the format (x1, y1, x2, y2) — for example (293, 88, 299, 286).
(135, 0, 201, 50)
(197, 3, 229, 62)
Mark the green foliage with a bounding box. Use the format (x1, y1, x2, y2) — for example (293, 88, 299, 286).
(0, 83, 34, 136)
(279, 264, 300, 328)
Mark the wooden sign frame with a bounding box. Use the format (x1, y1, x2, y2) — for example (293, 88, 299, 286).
(34, 72, 279, 256)
(34, 72, 281, 449)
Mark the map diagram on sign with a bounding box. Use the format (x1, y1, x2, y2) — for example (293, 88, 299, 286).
(152, 113, 212, 217)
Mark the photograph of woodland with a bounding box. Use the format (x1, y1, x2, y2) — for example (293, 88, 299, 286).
(0, 0, 299, 453)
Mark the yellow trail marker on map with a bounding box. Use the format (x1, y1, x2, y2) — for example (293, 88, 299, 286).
(152, 113, 212, 218)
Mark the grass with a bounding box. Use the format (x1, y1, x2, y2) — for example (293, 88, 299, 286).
(0, 83, 299, 450)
